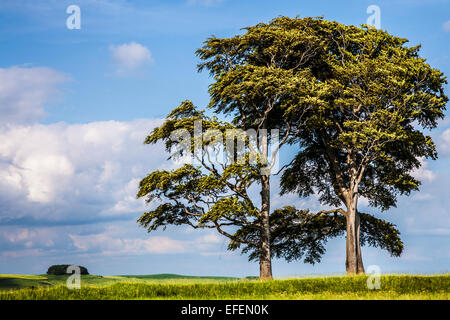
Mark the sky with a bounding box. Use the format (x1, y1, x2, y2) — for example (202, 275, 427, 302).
(0, 0, 449, 277)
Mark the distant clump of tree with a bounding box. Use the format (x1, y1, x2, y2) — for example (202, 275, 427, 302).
(46, 265, 89, 275)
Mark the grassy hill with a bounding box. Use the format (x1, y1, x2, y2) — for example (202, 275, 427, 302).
(0, 273, 236, 291)
(0, 273, 448, 300)
(0, 275, 52, 291)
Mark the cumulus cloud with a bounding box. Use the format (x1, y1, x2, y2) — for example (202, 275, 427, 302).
(69, 227, 223, 256)
(0, 66, 68, 126)
(70, 234, 186, 255)
(0, 219, 231, 261)
(109, 42, 153, 74)
(2, 248, 42, 258)
(0, 225, 67, 259)
(1, 227, 56, 249)
(411, 158, 436, 183)
(442, 20, 450, 32)
(0, 119, 166, 223)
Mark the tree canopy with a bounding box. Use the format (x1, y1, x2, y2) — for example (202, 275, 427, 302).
(276, 17, 447, 273)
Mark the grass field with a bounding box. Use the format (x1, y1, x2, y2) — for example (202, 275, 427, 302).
(0, 274, 448, 300)
(0, 273, 238, 291)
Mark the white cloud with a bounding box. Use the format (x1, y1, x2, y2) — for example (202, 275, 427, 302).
(194, 233, 223, 251)
(68, 227, 224, 256)
(2, 248, 42, 258)
(109, 42, 153, 74)
(0, 221, 230, 260)
(0, 66, 68, 126)
(358, 196, 370, 207)
(0, 119, 166, 222)
(411, 158, 436, 183)
(1, 227, 56, 248)
(201, 233, 222, 244)
(442, 20, 450, 32)
(22, 154, 75, 203)
(69, 233, 186, 255)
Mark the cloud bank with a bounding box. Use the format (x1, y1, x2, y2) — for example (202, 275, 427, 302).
(0, 119, 165, 224)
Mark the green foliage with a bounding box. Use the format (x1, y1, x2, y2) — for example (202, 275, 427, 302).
(196, 16, 326, 137)
(47, 265, 89, 276)
(137, 101, 269, 250)
(273, 16, 447, 210)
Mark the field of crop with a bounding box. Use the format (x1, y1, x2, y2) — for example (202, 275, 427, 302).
(0, 274, 448, 300)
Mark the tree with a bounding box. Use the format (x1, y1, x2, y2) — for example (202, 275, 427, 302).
(47, 265, 89, 275)
(279, 17, 448, 274)
(193, 16, 325, 278)
(137, 101, 300, 279)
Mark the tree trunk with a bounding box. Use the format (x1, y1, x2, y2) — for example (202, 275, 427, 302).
(345, 196, 365, 275)
(259, 174, 273, 280)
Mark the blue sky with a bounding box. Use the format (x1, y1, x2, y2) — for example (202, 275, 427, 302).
(0, 0, 449, 276)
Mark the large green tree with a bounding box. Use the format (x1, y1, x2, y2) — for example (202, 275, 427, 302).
(193, 16, 326, 278)
(137, 100, 306, 280)
(278, 18, 448, 274)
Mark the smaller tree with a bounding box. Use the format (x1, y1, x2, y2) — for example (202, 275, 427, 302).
(137, 101, 283, 279)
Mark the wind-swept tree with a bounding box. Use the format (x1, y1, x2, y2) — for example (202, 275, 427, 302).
(192, 16, 329, 278)
(137, 100, 305, 280)
(278, 18, 448, 274)
(137, 19, 329, 279)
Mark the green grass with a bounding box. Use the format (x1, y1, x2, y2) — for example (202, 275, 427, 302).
(0, 274, 448, 300)
(0, 274, 52, 291)
(0, 274, 236, 292)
